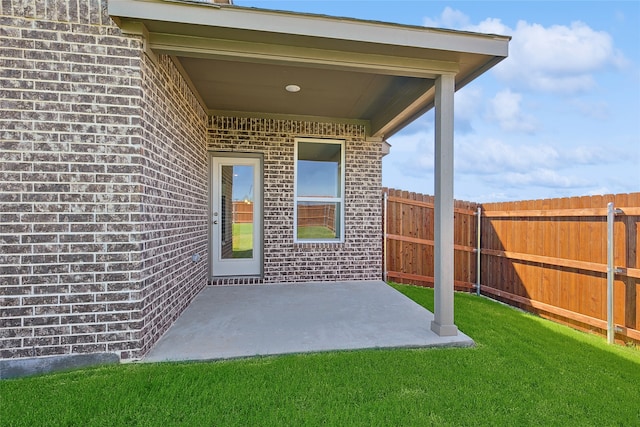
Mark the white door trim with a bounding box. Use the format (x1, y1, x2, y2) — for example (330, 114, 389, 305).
(210, 154, 263, 278)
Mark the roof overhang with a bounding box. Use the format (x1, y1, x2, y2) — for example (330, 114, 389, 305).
(109, 0, 510, 138)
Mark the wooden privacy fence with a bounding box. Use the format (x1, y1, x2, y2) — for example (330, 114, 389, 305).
(297, 204, 337, 231)
(232, 201, 253, 223)
(383, 188, 479, 291)
(480, 194, 640, 343)
(383, 188, 640, 344)
(234, 201, 336, 231)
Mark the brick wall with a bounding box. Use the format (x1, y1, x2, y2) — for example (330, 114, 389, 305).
(1, 0, 382, 364)
(209, 117, 383, 283)
(0, 0, 208, 361)
(136, 54, 209, 356)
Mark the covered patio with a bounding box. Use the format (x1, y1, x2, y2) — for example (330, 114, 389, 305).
(144, 281, 473, 362)
(104, 0, 511, 365)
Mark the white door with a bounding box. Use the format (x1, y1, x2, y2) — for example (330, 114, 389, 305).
(211, 156, 262, 277)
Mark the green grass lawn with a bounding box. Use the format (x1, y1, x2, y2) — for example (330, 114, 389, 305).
(2, 284, 638, 426)
(297, 225, 336, 239)
(232, 222, 252, 258)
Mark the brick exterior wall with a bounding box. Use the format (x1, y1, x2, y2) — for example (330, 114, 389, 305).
(0, 0, 208, 361)
(209, 117, 383, 283)
(137, 54, 209, 356)
(1, 0, 383, 365)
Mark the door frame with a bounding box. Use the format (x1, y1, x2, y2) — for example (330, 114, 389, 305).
(208, 152, 264, 279)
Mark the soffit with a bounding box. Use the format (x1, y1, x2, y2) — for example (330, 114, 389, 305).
(178, 57, 429, 119)
(109, 0, 510, 138)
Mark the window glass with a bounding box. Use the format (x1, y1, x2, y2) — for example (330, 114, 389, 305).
(297, 142, 341, 197)
(296, 201, 341, 240)
(221, 165, 254, 259)
(295, 140, 344, 242)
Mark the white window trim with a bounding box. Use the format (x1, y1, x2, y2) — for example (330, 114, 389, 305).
(294, 138, 346, 244)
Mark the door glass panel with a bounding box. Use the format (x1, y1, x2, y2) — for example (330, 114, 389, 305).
(221, 165, 254, 259)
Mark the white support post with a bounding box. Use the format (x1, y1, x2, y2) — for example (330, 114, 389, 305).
(606, 202, 615, 344)
(431, 73, 458, 337)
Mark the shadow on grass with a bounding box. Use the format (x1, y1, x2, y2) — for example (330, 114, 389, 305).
(393, 282, 639, 364)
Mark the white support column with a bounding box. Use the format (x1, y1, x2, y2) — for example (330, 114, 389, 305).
(431, 73, 458, 337)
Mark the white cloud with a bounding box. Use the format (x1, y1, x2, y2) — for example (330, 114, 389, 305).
(384, 6, 636, 201)
(497, 169, 590, 189)
(386, 131, 434, 179)
(486, 89, 538, 133)
(564, 146, 612, 165)
(386, 130, 425, 153)
(423, 6, 469, 29)
(587, 186, 612, 196)
(423, 9, 628, 94)
(493, 21, 627, 93)
(454, 87, 483, 133)
(569, 99, 610, 120)
(455, 137, 559, 175)
(388, 132, 612, 181)
(469, 17, 510, 35)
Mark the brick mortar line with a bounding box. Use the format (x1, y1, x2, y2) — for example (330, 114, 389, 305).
(1, 258, 143, 262)
(0, 71, 140, 79)
(0, 112, 142, 119)
(1, 206, 142, 209)
(0, 270, 143, 275)
(0, 232, 146, 237)
(10, 299, 137, 306)
(0, 51, 140, 62)
(0, 264, 140, 268)
(2, 99, 142, 105)
(0, 321, 140, 329)
(2, 295, 137, 300)
(0, 41, 136, 48)
(1, 313, 142, 323)
(0, 182, 140, 186)
(0, 191, 146, 197)
(0, 96, 142, 103)
(0, 113, 141, 118)
(24, 303, 144, 313)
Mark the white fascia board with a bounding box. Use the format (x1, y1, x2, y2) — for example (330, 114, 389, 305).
(148, 32, 459, 78)
(108, 0, 510, 57)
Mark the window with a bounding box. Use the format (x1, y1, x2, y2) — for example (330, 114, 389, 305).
(294, 138, 345, 242)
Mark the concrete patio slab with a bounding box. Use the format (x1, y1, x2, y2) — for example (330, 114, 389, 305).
(143, 280, 473, 362)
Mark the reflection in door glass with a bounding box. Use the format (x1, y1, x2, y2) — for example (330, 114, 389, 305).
(221, 165, 254, 259)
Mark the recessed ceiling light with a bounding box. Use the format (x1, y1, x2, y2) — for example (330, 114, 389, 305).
(285, 84, 301, 93)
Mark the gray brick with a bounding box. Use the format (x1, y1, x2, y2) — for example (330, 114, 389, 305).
(2, 2, 397, 366)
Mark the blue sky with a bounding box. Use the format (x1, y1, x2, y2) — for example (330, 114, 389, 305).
(238, 1, 639, 202)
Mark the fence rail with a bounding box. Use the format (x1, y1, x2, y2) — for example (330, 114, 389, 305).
(383, 188, 640, 344)
(232, 201, 254, 223)
(383, 188, 478, 292)
(297, 204, 337, 231)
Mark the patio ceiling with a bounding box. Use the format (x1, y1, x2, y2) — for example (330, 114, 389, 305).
(109, 0, 510, 138)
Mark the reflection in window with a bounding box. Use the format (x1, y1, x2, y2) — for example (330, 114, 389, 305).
(221, 165, 255, 259)
(295, 139, 344, 242)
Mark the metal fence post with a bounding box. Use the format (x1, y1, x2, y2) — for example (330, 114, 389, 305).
(383, 191, 388, 282)
(476, 206, 481, 296)
(606, 202, 615, 344)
